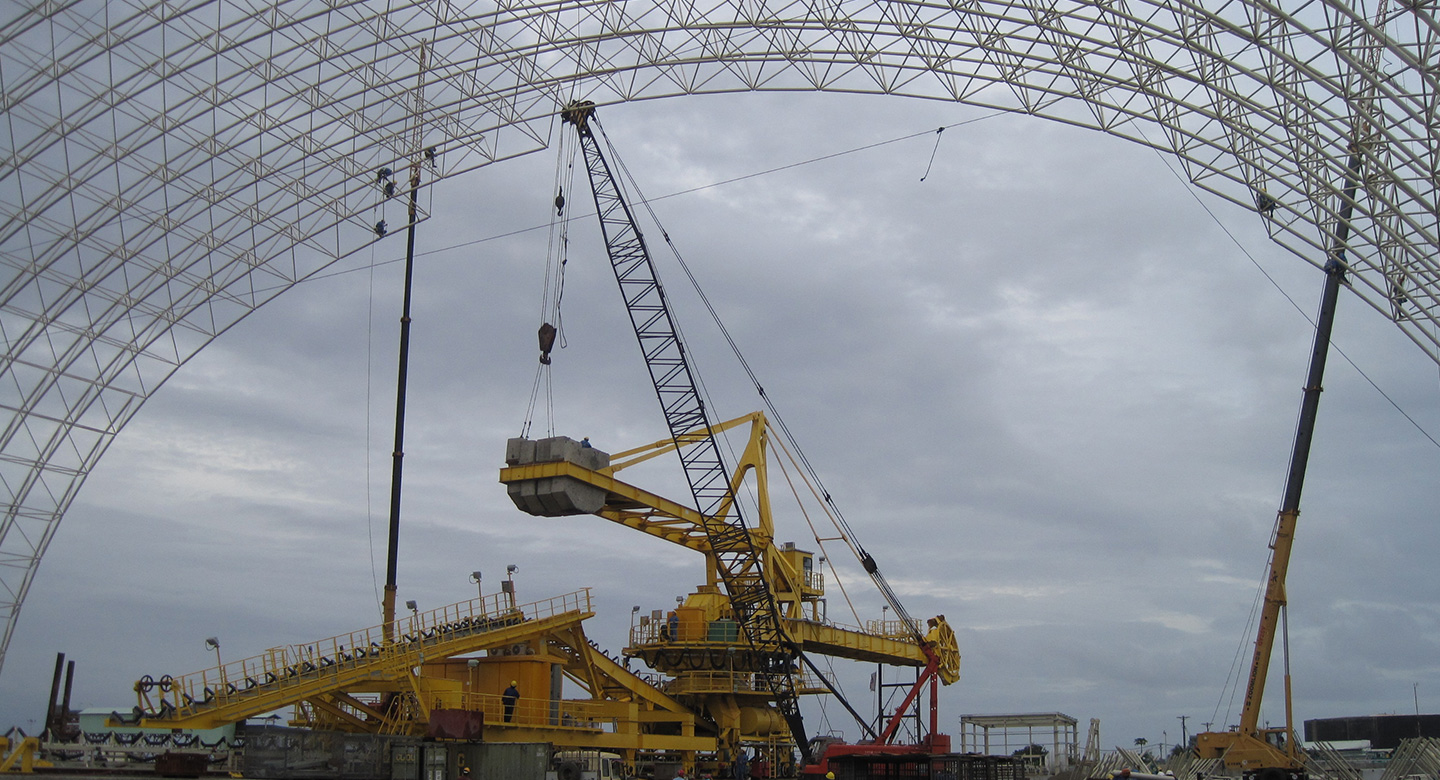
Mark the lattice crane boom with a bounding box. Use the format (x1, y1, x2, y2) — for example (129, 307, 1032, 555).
(559, 100, 812, 764)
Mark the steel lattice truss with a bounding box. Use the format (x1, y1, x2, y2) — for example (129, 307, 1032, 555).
(1, 0, 1437, 676)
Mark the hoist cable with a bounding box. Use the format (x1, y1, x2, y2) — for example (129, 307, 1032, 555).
(596, 117, 929, 641)
(593, 122, 755, 512)
(771, 433, 865, 627)
(1136, 125, 1440, 451)
(643, 183, 919, 633)
(596, 125, 774, 529)
(595, 121, 880, 637)
(1213, 562, 1268, 731)
(523, 121, 581, 437)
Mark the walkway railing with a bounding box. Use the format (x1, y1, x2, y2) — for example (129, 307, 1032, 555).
(663, 670, 823, 696)
(130, 589, 593, 722)
(448, 692, 613, 731)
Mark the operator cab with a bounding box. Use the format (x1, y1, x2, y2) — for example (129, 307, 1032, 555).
(1262, 728, 1289, 750)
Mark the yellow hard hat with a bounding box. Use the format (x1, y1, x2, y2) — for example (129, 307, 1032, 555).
(510, 680, 518, 686)
(826, 773, 835, 779)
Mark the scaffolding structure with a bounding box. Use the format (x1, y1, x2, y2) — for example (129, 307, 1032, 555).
(961, 713, 1080, 772)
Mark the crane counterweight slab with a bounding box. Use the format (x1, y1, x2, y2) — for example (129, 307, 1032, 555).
(505, 436, 612, 516)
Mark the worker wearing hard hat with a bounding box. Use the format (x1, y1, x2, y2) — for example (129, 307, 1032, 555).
(502, 680, 519, 722)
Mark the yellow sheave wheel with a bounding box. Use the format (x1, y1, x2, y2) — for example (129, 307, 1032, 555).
(925, 617, 961, 686)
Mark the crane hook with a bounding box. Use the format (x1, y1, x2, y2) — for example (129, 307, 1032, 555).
(538, 322, 557, 364)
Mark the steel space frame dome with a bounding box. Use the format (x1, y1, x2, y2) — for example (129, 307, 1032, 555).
(1, 0, 1438, 675)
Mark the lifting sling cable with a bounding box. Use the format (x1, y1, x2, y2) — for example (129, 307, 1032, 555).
(522, 128, 579, 438)
(616, 121, 925, 645)
(561, 101, 812, 764)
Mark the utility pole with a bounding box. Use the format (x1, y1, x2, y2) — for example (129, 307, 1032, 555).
(1178, 715, 1189, 748)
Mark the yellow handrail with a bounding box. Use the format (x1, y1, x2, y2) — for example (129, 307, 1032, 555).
(133, 589, 593, 721)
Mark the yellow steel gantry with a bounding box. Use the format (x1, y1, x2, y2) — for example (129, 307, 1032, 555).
(127, 590, 592, 730)
(124, 586, 726, 761)
(122, 589, 706, 753)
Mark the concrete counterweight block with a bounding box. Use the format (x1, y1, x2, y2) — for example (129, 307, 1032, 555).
(505, 436, 611, 516)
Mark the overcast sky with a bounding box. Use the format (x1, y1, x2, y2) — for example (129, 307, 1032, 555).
(2, 91, 1437, 756)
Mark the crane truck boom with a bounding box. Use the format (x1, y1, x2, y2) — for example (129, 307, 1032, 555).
(1194, 149, 1362, 780)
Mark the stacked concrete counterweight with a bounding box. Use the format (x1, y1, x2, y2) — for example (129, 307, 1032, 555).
(504, 437, 611, 516)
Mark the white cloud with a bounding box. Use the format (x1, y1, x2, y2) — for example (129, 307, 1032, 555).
(1137, 610, 1212, 635)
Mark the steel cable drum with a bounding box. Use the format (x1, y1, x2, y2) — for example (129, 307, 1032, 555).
(926, 617, 961, 687)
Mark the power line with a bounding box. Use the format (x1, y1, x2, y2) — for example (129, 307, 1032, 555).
(1136, 129, 1440, 452)
(290, 112, 1007, 290)
(307, 111, 1439, 454)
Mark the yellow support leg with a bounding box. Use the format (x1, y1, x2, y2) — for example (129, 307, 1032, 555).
(0, 736, 42, 773)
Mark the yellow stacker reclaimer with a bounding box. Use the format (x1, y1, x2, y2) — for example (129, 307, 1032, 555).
(501, 412, 959, 773)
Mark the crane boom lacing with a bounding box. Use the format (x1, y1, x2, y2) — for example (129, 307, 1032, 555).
(560, 100, 812, 764)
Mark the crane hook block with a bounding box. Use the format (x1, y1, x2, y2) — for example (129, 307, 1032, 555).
(503, 436, 611, 516)
(538, 322, 557, 365)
